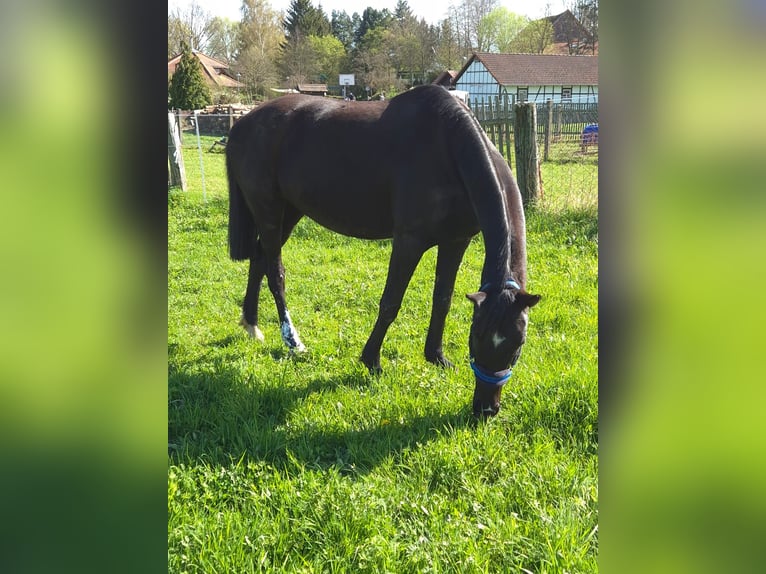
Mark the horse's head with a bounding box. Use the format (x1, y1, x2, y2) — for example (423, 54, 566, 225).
(466, 280, 540, 418)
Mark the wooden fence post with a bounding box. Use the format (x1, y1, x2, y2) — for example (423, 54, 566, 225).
(513, 102, 540, 206)
(228, 105, 234, 130)
(167, 111, 186, 190)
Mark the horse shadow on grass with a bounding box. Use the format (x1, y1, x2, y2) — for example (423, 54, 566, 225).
(168, 349, 475, 474)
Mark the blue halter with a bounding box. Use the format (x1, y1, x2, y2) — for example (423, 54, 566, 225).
(470, 279, 519, 386)
(470, 361, 512, 385)
(479, 279, 520, 292)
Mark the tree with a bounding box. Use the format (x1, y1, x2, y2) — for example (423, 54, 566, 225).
(354, 26, 396, 95)
(168, 42, 212, 110)
(510, 18, 555, 53)
(331, 10, 356, 51)
(448, 0, 499, 53)
(235, 0, 284, 98)
(284, 0, 331, 40)
(355, 7, 393, 47)
(433, 18, 464, 72)
(280, 0, 332, 85)
(308, 34, 346, 84)
(388, 4, 437, 86)
(168, 1, 214, 58)
(478, 8, 528, 53)
(206, 17, 240, 64)
(568, 0, 598, 54)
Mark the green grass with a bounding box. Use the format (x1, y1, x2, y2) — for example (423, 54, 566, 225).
(169, 134, 598, 573)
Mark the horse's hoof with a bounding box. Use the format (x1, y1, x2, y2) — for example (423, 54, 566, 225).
(290, 342, 307, 354)
(239, 318, 265, 341)
(360, 354, 382, 375)
(427, 353, 454, 369)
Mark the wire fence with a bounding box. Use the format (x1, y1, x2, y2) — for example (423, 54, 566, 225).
(471, 98, 599, 167)
(168, 99, 598, 210)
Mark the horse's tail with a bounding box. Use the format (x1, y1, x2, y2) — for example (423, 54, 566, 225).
(226, 152, 254, 261)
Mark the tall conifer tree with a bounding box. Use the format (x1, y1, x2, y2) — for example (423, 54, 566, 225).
(168, 42, 212, 110)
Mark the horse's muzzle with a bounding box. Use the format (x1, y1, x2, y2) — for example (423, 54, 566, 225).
(472, 380, 503, 418)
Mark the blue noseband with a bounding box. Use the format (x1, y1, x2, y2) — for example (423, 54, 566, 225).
(470, 361, 512, 386)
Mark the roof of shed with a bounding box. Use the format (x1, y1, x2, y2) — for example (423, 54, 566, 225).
(460, 52, 598, 86)
(297, 84, 328, 93)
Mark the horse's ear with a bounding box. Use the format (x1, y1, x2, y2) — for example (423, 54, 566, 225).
(466, 291, 487, 308)
(518, 293, 541, 309)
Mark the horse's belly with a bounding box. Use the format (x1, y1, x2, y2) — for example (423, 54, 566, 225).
(286, 185, 394, 239)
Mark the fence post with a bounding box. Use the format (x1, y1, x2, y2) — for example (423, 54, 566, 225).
(228, 105, 234, 130)
(544, 99, 553, 162)
(513, 102, 540, 206)
(167, 111, 186, 190)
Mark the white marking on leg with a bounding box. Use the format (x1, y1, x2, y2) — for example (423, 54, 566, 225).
(240, 314, 265, 342)
(280, 310, 306, 352)
(492, 332, 506, 348)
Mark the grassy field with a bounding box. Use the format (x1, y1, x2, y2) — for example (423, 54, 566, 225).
(168, 133, 598, 572)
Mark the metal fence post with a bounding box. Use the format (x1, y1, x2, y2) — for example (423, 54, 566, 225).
(193, 110, 207, 203)
(544, 99, 553, 162)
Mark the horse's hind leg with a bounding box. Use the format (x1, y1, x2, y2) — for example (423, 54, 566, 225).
(424, 237, 472, 368)
(240, 207, 303, 346)
(361, 234, 427, 372)
(240, 241, 266, 341)
(260, 205, 306, 352)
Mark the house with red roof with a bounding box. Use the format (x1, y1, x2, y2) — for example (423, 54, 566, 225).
(453, 52, 598, 106)
(167, 50, 245, 91)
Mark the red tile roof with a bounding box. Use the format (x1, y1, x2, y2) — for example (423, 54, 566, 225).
(167, 50, 245, 89)
(462, 52, 598, 86)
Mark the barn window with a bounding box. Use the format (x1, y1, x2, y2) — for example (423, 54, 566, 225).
(517, 88, 528, 102)
(562, 87, 572, 100)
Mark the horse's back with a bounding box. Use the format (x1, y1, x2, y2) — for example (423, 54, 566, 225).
(226, 87, 495, 241)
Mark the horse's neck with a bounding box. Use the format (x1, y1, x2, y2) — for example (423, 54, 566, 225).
(476, 193, 514, 289)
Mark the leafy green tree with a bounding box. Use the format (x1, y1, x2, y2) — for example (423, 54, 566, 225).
(355, 7, 393, 46)
(235, 0, 283, 98)
(280, 0, 331, 85)
(168, 42, 212, 110)
(448, 0, 499, 53)
(478, 8, 528, 53)
(388, 3, 436, 86)
(433, 18, 464, 71)
(354, 26, 395, 94)
(511, 18, 554, 53)
(206, 17, 240, 63)
(308, 34, 345, 84)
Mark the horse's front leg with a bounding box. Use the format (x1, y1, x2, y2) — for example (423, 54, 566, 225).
(360, 234, 426, 373)
(424, 237, 472, 368)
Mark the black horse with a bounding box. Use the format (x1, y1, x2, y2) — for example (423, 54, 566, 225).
(226, 85, 540, 417)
